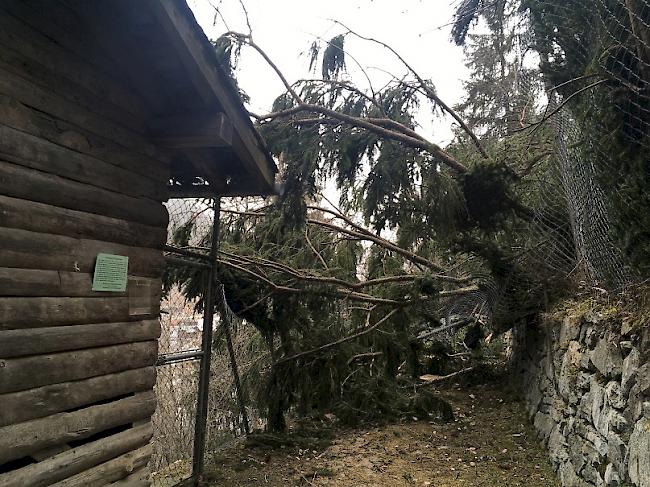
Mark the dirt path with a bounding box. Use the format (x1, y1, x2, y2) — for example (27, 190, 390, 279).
(204, 383, 559, 486)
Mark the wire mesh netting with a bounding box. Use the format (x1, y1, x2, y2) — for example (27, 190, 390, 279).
(206, 289, 270, 452)
(440, 0, 650, 331)
(152, 198, 267, 485)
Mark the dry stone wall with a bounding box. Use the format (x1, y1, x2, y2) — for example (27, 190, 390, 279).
(517, 307, 650, 486)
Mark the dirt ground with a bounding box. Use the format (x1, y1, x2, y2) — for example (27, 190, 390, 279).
(202, 382, 559, 487)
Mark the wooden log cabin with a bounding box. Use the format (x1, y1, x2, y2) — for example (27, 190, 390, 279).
(0, 0, 276, 485)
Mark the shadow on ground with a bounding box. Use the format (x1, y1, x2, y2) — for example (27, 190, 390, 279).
(202, 380, 558, 486)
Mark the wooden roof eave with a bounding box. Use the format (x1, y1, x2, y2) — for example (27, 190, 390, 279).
(147, 0, 277, 197)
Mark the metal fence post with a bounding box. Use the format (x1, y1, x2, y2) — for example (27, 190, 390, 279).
(221, 301, 251, 434)
(191, 197, 221, 482)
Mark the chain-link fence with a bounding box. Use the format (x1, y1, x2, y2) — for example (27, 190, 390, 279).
(441, 0, 650, 332)
(151, 198, 266, 486)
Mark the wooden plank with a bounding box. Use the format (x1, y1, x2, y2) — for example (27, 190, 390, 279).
(0, 0, 149, 121)
(50, 444, 153, 487)
(0, 297, 158, 331)
(149, 0, 276, 191)
(0, 92, 167, 183)
(0, 194, 167, 249)
(110, 465, 151, 486)
(0, 423, 153, 487)
(0, 226, 165, 277)
(0, 341, 158, 394)
(0, 319, 161, 358)
(0, 122, 165, 201)
(150, 112, 233, 148)
(0, 61, 164, 163)
(0, 18, 146, 135)
(0, 367, 156, 427)
(0, 392, 156, 464)
(67, 0, 170, 115)
(0, 268, 162, 298)
(0, 161, 169, 227)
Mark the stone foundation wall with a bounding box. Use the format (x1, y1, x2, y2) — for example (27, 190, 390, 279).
(516, 307, 650, 486)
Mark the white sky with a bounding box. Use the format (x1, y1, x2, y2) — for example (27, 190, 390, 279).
(188, 0, 470, 147)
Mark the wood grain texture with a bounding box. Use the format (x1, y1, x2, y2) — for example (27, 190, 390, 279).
(0, 161, 169, 227)
(50, 444, 153, 487)
(0, 423, 153, 487)
(0, 392, 156, 464)
(0, 367, 156, 427)
(0, 226, 164, 277)
(0, 319, 161, 358)
(0, 341, 158, 394)
(0, 194, 167, 249)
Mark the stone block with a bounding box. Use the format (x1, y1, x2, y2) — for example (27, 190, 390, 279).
(628, 418, 650, 487)
(548, 425, 569, 465)
(560, 315, 582, 350)
(622, 348, 640, 395)
(590, 336, 623, 379)
(637, 363, 650, 395)
(605, 381, 626, 410)
(604, 463, 621, 486)
(534, 411, 556, 443)
(607, 431, 627, 476)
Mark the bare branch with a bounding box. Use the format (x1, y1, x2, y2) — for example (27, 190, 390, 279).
(331, 20, 489, 159)
(275, 308, 400, 364)
(304, 227, 329, 270)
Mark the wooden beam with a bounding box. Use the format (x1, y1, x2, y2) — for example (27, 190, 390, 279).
(0, 226, 165, 278)
(0, 367, 156, 426)
(0, 194, 167, 249)
(150, 111, 233, 149)
(0, 161, 169, 228)
(0, 297, 158, 331)
(0, 122, 165, 201)
(0, 319, 160, 358)
(50, 444, 153, 487)
(0, 392, 156, 464)
(0, 423, 153, 487)
(0, 268, 161, 298)
(0, 341, 158, 394)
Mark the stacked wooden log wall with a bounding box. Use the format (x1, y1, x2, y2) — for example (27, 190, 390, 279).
(0, 2, 168, 485)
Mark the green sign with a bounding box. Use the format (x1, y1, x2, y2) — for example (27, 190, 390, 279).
(92, 253, 129, 292)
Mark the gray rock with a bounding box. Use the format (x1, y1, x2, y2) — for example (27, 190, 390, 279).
(621, 317, 635, 337)
(582, 461, 604, 486)
(591, 379, 611, 436)
(607, 431, 627, 476)
(605, 381, 626, 410)
(584, 326, 600, 349)
(548, 425, 569, 465)
(559, 460, 591, 487)
(560, 316, 582, 350)
(622, 348, 640, 394)
(534, 411, 555, 443)
(627, 383, 646, 423)
(637, 363, 650, 395)
(628, 418, 650, 487)
(578, 371, 594, 391)
(604, 463, 621, 486)
(560, 341, 583, 403)
(590, 337, 623, 379)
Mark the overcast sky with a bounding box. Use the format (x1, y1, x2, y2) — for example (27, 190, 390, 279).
(188, 0, 470, 147)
